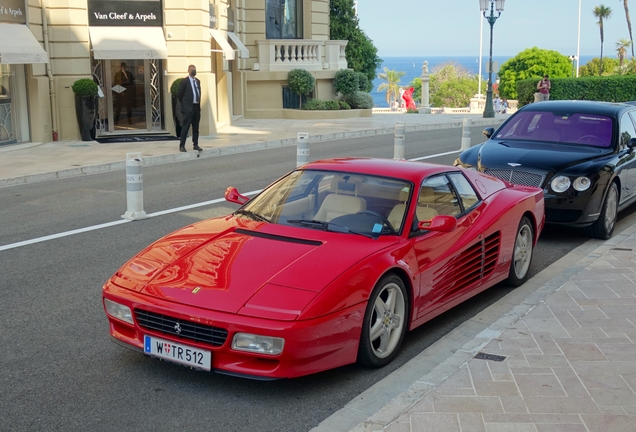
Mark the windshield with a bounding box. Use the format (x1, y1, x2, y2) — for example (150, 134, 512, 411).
(495, 111, 614, 148)
(241, 170, 413, 236)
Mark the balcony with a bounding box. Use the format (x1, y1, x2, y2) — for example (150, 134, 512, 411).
(255, 39, 348, 72)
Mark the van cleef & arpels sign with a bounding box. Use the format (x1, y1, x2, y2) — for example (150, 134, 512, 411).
(88, 0, 163, 27)
(0, 0, 27, 25)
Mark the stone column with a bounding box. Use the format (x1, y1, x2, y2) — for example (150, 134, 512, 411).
(419, 61, 431, 114)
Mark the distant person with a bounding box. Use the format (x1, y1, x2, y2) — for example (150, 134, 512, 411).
(501, 98, 509, 114)
(493, 95, 502, 114)
(113, 62, 134, 125)
(177, 64, 203, 152)
(537, 75, 551, 101)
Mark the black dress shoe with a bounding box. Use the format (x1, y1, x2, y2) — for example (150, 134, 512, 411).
(193, 145, 203, 151)
(179, 146, 186, 152)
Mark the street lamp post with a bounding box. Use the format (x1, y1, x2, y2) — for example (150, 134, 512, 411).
(479, 0, 505, 118)
(568, 55, 578, 78)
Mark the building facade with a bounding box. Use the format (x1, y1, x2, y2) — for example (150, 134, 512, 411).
(0, 0, 347, 145)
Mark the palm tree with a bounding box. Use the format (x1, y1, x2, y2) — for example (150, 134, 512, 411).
(619, 0, 634, 58)
(617, 37, 632, 66)
(377, 67, 406, 107)
(594, 5, 613, 75)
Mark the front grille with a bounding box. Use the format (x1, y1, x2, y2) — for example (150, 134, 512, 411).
(484, 169, 544, 188)
(545, 208, 582, 223)
(135, 309, 228, 347)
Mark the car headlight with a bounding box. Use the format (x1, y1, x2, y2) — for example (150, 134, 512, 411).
(232, 333, 284, 355)
(573, 176, 591, 191)
(104, 298, 134, 324)
(550, 175, 571, 193)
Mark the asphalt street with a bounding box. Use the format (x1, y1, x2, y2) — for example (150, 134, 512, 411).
(0, 128, 599, 431)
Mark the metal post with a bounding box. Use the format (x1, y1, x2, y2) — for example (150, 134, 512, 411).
(121, 152, 148, 220)
(296, 132, 310, 167)
(393, 122, 405, 160)
(461, 117, 472, 151)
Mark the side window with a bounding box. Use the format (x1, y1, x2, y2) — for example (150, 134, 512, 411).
(266, 0, 303, 39)
(622, 113, 636, 149)
(418, 175, 460, 219)
(448, 173, 480, 212)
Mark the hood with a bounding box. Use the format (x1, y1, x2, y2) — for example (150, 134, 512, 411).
(479, 139, 611, 172)
(111, 217, 396, 314)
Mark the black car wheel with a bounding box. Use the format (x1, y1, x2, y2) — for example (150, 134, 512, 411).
(357, 274, 408, 368)
(589, 182, 618, 240)
(505, 216, 534, 287)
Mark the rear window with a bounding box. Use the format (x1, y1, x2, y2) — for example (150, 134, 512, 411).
(495, 111, 614, 148)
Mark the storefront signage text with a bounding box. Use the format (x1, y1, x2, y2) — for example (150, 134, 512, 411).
(88, 0, 162, 27)
(0, 0, 26, 24)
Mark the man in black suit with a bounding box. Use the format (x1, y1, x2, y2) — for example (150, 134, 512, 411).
(177, 65, 203, 152)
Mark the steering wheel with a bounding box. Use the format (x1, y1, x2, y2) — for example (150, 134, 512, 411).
(357, 210, 396, 233)
(579, 135, 603, 144)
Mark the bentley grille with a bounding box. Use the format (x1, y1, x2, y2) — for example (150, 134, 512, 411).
(135, 309, 228, 347)
(484, 169, 544, 188)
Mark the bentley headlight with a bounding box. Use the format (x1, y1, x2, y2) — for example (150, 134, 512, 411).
(550, 176, 571, 193)
(573, 176, 591, 191)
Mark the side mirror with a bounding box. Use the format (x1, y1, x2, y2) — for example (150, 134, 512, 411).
(483, 127, 495, 138)
(629, 137, 636, 149)
(225, 186, 249, 205)
(417, 215, 457, 233)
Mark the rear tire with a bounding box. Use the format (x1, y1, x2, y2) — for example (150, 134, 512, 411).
(588, 182, 618, 240)
(357, 274, 409, 368)
(505, 216, 534, 287)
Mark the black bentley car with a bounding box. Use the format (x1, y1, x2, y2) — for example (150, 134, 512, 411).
(454, 100, 636, 239)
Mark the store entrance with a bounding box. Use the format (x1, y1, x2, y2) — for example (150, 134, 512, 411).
(94, 59, 163, 135)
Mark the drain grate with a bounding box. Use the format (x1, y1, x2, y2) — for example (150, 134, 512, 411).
(474, 352, 507, 362)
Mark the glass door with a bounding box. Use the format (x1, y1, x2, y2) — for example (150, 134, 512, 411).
(108, 60, 147, 132)
(0, 63, 15, 144)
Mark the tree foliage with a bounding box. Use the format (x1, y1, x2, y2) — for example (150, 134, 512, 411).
(287, 69, 315, 109)
(593, 4, 613, 74)
(497, 47, 571, 99)
(330, 0, 382, 86)
(377, 67, 405, 105)
(580, 57, 621, 76)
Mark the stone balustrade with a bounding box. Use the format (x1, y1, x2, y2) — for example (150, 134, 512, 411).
(255, 39, 348, 72)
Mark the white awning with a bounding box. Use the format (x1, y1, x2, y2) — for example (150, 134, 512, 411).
(89, 26, 168, 59)
(227, 32, 249, 58)
(209, 29, 235, 60)
(0, 24, 48, 64)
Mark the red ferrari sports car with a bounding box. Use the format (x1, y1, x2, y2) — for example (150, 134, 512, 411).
(102, 158, 544, 379)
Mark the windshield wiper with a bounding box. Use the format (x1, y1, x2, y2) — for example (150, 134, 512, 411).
(287, 219, 374, 239)
(234, 209, 271, 223)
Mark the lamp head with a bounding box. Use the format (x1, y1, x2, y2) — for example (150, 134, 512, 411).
(495, 0, 505, 11)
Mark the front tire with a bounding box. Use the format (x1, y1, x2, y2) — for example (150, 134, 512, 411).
(588, 182, 618, 240)
(505, 216, 534, 287)
(357, 274, 409, 368)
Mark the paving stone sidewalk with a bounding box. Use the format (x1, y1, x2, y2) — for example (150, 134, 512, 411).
(352, 227, 636, 432)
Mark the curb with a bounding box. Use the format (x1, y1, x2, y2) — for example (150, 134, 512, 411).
(0, 119, 504, 188)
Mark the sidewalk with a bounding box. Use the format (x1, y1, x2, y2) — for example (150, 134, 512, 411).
(344, 225, 636, 432)
(0, 113, 505, 187)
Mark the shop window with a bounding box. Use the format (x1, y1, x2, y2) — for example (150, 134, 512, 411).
(266, 0, 303, 39)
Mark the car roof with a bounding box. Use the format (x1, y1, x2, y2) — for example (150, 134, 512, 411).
(301, 158, 461, 182)
(520, 100, 636, 117)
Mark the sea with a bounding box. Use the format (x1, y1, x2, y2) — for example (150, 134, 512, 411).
(371, 55, 595, 107)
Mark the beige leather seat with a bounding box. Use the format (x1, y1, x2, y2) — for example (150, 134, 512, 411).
(416, 187, 439, 221)
(314, 176, 366, 222)
(388, 188, 410, 231)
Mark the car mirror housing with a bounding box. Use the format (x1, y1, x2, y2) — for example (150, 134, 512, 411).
(417, 215, 457, 233)
(629, 137, 636, 149)
(483, 127, 495, 138)
(225, 186, 250, 205)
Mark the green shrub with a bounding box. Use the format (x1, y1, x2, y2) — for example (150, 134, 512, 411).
(288, 69, 316, 108)
(343, 91, 374, 109)
(355, 72, 372, 93)
(324, 100, 340, 110)
(334, 69, 359, 97)
(170, 78, 183, 94)
(406, 108, 419, 114)
(71, 78, 98, 97)
(338, 101, 351, 110)
(302, 99, 327, 110)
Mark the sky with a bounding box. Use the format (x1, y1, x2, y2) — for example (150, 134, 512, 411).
(357, 0, 632, 58)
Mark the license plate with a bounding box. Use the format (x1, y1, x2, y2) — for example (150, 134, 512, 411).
(144, 335, 211, 371)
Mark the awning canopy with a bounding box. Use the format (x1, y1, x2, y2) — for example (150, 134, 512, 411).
(209, 29, 235, 60)
(227, 32, 249, 59)
(89, 26, 168, 59)
(0, 23, 48, 64)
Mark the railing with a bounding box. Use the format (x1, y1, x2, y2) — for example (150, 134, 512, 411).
(255, 39, 348, 72)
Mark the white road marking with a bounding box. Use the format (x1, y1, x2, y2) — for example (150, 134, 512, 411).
(0, 150, 461, 252)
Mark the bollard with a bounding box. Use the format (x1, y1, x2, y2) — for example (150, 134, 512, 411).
(121, 152, 148, 221)
(460, 117, 472, 151)
(296, 132, 310, 167)
(393, 121, 405, 160)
